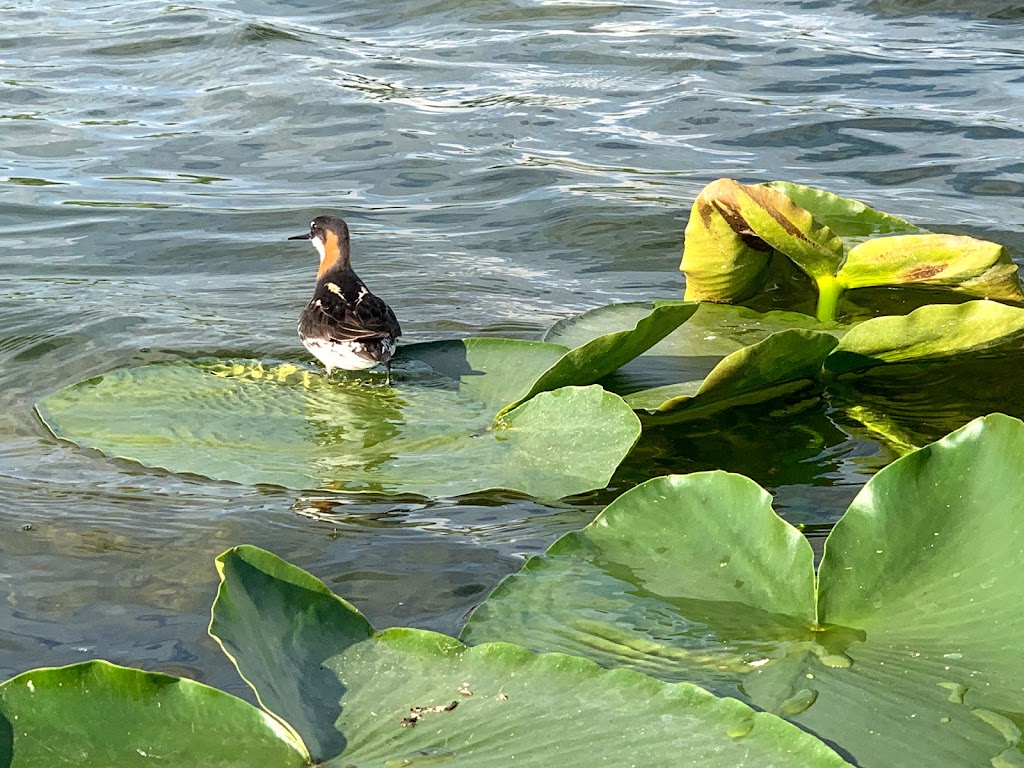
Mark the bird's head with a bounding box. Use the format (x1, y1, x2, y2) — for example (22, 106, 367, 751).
(289, 215, 350, 275)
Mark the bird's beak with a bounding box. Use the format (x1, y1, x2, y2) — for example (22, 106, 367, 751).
(287, 233, 311, 240)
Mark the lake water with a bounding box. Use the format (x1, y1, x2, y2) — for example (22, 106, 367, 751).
(2, 0, 1022, 697)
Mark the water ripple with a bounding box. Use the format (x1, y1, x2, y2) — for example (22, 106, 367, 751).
(2, 0, 1023, 684)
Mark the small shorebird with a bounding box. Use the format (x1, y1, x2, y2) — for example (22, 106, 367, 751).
(289, 215, 402, 384)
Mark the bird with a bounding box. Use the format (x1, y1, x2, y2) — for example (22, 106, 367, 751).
(289, 215, 402, 384)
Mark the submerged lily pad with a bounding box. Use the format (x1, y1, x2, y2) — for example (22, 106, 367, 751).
(36, 302, 697, 498)
(36, 359, 638, 499)
(0, 660, 308, 767)
(209, 545, 851, 768)
(545, 302, 840, 420)
(463, 414, 1024, 768)
(680, 178, 779, 304)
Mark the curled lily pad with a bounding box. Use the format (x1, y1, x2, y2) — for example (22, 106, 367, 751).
(546, 302, 840, 421)
(838, 234, 1022, 301)
(762, 181, 922, 242)
(0, 660, 308, 767)
(209, 545, 851, 768)
(680, 178, 778, 303)
(505, 299, 697, 414)
(680, 179, 857, 308)
(35, 302, 695, 498)
(727, 181, 844, 282)
(680, 178, 1021, 321)
(463, 414, 1024, 768)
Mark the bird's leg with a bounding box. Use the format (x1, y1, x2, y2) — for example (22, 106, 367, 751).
(384, 360, 392, 387)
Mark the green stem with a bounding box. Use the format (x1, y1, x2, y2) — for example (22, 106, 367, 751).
(815, 276, 845, 323)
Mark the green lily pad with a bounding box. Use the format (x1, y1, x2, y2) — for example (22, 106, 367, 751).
(838, 234, 1022, 301)
(36, 360, 639, 499)
(504, 299, 698, 414)
(210, 545, 851, 768)
(0, 660, 307, 767)
(825, 300, 1024, 374)
(35, 303, 698, 498)
(463, 414, 1024, 768)
(626, 329, 839, 417)
(762, 181, 923, 242)
(409, 300, 697, 414)
(545, 302, 840, 420)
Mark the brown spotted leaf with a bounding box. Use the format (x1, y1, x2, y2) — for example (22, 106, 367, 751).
(729, 182, 845, 281)
(837, 234, 1024, 301)
(680, 178, 776, 303)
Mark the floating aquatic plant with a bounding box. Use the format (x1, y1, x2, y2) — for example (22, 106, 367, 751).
(0, 546, 852, 768)
(464, 413, 1024, 768)
(681, 179, 1023, 322)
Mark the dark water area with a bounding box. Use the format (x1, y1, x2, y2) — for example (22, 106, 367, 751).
(2, 0, 1023, 695)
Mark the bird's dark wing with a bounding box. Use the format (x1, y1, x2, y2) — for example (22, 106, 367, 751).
(299, 275, 401, 343)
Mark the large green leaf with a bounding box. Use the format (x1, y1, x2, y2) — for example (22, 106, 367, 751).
(545, 302, 840, 419)
(210, 545, 851, 768)
(36, 357, 639, 498)
(463, 414, 1024, 768)
(410, 300, 696, 415)
(0, 660, 307, 767)
(35, 302, 697, 498)
(503, 299, 698, 414)
(544, 301, 831, 350)
(804, 414, 1024, 765)
(837, 234, 1023, 301)
(825, 300, 1024, 374)
(461, 472, 819, 687)
(403, 337, 568, 413)
(762, 181, 923, 243)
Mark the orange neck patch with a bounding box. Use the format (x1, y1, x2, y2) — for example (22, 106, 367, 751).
(317, 230, 347, 277)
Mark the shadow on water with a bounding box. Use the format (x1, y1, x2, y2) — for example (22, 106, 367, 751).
(395, 342, 478, 382)
(614, 393, 854, 493)
(831, 355, 1024, 450)
(0, 711, 11, 768)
